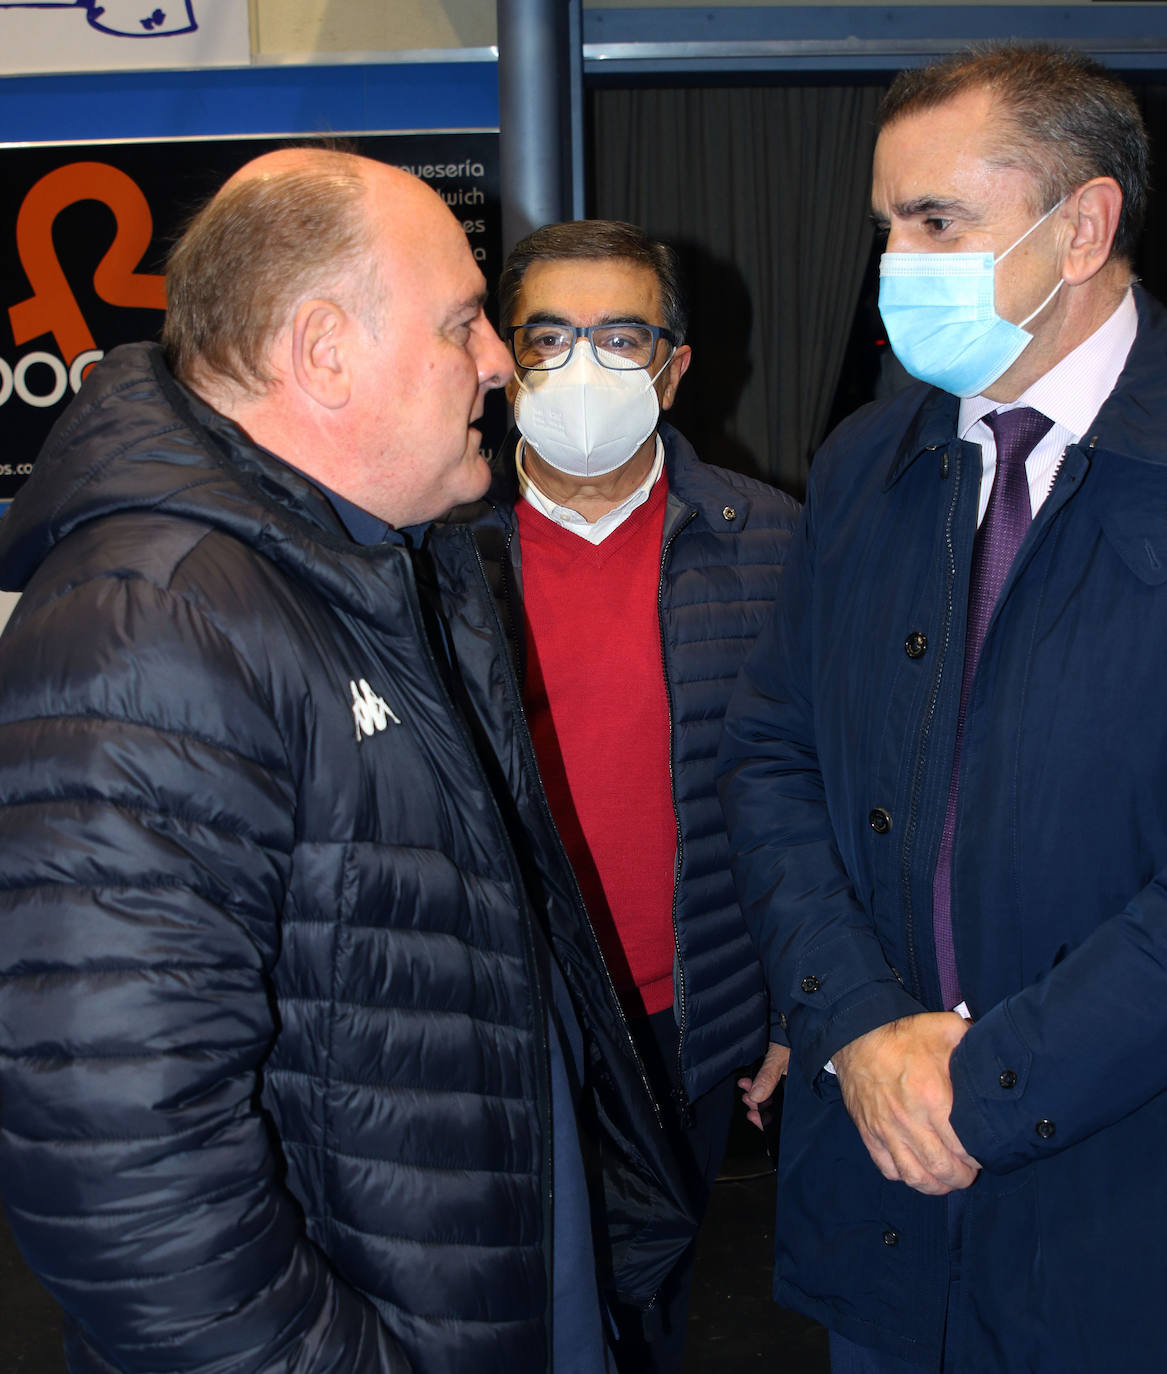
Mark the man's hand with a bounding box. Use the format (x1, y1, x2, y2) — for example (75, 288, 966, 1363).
(832, 1013, 981, 1195)
(738, 1041, 791, 1130)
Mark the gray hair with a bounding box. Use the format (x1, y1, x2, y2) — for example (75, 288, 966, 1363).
(499, 219, 688, 342)
(879, 45, 1149, 261)
(163, 150, 375, 391)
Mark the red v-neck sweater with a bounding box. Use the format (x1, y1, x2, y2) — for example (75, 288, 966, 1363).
(517, 480, 676, 1017)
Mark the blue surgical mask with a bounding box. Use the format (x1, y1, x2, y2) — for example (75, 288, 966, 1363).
(878, 198, 1066, 398)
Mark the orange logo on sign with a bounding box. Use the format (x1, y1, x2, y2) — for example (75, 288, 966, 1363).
(8, 161, 167, 369)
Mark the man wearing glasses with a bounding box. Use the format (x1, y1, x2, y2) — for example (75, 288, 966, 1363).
(459, 220, 800, 1373)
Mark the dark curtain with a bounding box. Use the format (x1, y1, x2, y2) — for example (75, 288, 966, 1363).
(1135, 85, 1167, 306)
(590, 83, 886, 495)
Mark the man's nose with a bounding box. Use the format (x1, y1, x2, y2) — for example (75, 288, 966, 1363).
(478, 322, 513, 390)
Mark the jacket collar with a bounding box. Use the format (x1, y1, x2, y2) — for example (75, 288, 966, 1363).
(1078, 288, 1167, 585)
(660, 421, 753, 531)
(882, 384, 961, 491)
(1087, 285, 1167, 467)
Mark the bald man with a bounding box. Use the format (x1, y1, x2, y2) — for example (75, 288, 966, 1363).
(0, 150, 691, 1374)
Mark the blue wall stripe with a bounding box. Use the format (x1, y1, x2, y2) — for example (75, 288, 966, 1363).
(0, 60, 500, 144)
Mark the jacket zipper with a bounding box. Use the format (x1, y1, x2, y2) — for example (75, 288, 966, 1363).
(658, 504, 698, 1124)
(397, 539, 557, 1362)
(899, 446, 963, 1001)
(1045, 450, 1069, 502)
(498, 520, 526, 673)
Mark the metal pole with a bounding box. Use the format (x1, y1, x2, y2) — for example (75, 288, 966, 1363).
(566, 0, 585, 219)
(497, 0, 581, 255)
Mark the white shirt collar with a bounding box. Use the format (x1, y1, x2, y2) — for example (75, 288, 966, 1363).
(516, 436, 665, 545)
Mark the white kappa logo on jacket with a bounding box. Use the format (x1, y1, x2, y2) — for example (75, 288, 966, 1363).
(349, 678, 401, 740)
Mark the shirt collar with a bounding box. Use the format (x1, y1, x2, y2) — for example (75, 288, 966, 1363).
(958, 287, 1137, 441)
(516, 435, 664, 534)
(323, 487, 397, 546)
(289, 469, 430, 548)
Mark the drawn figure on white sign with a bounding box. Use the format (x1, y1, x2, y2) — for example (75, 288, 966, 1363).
(0, 1, 196, 37)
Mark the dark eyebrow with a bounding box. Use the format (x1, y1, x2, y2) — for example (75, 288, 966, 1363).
(517, 313, 655, 328)
(894, 196, 980, 221)
(518, 312, 573, 328)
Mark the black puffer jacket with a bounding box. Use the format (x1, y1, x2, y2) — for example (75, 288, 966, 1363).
(0, 344, 692, 1373)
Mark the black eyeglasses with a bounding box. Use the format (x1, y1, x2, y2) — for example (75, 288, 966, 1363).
(506, 321, 678, 372)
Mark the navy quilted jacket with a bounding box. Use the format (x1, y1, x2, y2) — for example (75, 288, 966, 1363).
(462, 425, 800, 1104)
(0, 344, 692, 1373)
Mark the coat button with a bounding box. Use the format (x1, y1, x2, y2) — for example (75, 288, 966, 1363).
(722, 506, 737, 521)
(999, 1070, 1018, 1089)
(777, 1011, 788, 1030)
(905, 631, 928, 659)
(882, 1229, 899, 1246)
(1035, 1119, 1056, 1139)
(801, 975, 821, 994)
(869, 808, 892, 834)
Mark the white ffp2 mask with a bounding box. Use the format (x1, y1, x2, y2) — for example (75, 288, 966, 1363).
(514, 345, 662, 478)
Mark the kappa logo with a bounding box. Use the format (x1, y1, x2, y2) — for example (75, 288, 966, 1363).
(349, 678, 402, 741)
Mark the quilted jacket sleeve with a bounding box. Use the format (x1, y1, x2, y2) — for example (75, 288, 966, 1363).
(0, 572, 410, 1373)
(717, 487, 924, 1087)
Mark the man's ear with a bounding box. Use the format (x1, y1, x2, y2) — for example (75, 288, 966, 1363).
(1062, 178, 1123, 286)
(290, 300, 352, 408)
(658, 343, 692, 412)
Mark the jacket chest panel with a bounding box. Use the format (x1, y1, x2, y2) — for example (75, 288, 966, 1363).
(813, 454, 972, 921)
(269, 595, 515, 883)
(952, 511, 1167, 985)
(813, 440, 1167, 993)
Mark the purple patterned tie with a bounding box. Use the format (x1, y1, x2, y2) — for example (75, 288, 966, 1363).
(931, 407, 1053, 1009)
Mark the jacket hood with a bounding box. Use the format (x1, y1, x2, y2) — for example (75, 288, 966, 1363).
(0, 343, 414, 622)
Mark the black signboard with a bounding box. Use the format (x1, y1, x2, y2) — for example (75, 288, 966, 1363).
(0, 130, 501, 508)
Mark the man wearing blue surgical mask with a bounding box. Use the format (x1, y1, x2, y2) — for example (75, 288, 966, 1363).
(456, 220, 800, 1373)
(719, 44, 1167, 1374)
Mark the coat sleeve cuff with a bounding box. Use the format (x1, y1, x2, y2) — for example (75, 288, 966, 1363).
(948, 1008, 1046, 1172)
(789, 977, 927, 1091)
